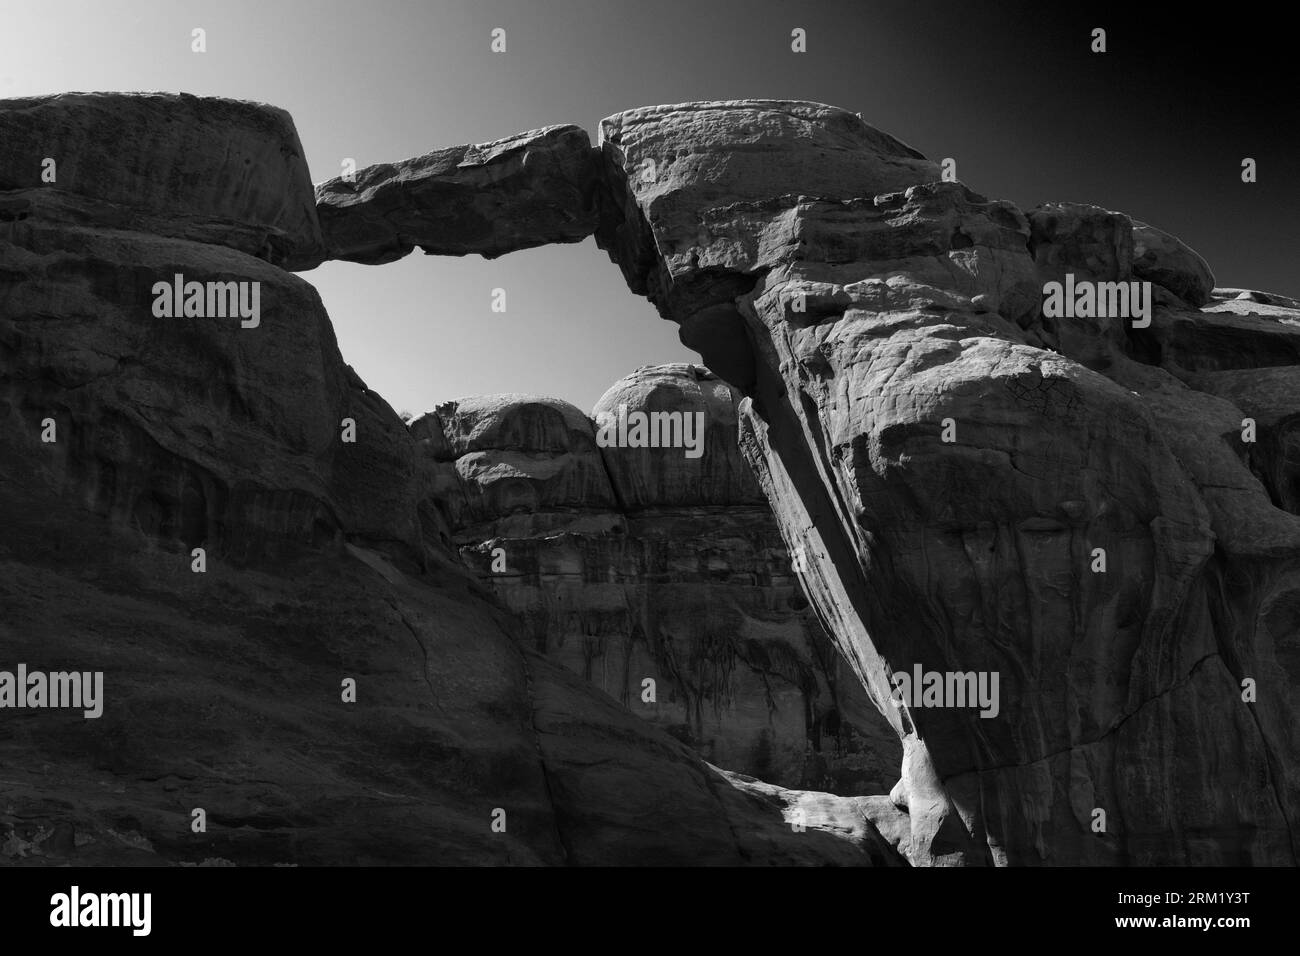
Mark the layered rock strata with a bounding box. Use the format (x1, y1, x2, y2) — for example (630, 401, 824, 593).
(0, 92, 325, 271)
(592, 100, 1300, 866)
(6, 90, 1297, 867)
(0, 93, 893, 866)
(412, 364, 900, 794)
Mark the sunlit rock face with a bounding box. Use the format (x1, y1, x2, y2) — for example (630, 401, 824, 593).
(0, 92, 326, 271)
(595, 98, 1300, 866)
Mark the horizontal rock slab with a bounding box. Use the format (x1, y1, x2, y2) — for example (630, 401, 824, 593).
(1210, 287, 1300, 310)
(314, 125, 598, 264)
(1147, 301, 1300, 372)
(0, 92, 325, 270)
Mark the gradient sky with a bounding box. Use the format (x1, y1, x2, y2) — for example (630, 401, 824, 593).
(3, 1, 1294, 417)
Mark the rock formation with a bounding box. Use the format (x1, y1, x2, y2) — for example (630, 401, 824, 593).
(0, 92, 325, 271)
(593, 100, 1300, 866)
(5, 91, 1298, 867)
(413, 364, 900, 794)
(0, 93, 895, 866)
(314, 125, 597, 265)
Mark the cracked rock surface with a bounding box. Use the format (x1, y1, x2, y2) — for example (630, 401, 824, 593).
(595, 98, 1300, 865)
(0, 94, 884, 866)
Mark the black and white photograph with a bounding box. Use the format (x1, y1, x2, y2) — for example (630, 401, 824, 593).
(0, 0, 1294, 939)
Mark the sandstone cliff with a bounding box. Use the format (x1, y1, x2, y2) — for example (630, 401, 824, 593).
(413, 364, 900, 795)
(319, 100, 1300, 864)
(592, 100, 1300, 866)
(0, 93, 896, 866)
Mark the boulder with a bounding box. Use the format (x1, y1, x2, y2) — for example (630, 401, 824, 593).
(593, 364, 767, 509)
(0, 92, 325, 270)
(1132, 219, 1214, 307)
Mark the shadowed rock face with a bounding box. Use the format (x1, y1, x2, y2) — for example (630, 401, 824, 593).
(0, 93, 893, 867)
(314, 125, 599, 265)
(0, 219, 422, 569)
(412, 365, 901, 795)
(595, 99, 1300, 866)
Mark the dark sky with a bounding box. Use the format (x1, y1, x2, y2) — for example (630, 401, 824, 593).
(4, 1, 1294, 414)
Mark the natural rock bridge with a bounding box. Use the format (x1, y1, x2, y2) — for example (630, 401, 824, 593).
(1, 92, 1296, 866)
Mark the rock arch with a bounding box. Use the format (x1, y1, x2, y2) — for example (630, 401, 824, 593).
(313, 97, 1300, 865)
(3, 91, 1298, 866)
